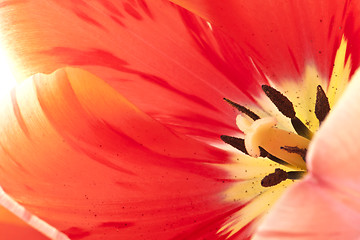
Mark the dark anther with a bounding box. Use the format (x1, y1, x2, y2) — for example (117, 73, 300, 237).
(259, 147, 291, 166)
(261, 85, 296, 119)
(220, 135, 248, 154)
(261, 85, 313, 139)
(287, 171, 306, 180)
(220, 135, 267, 157)
(223, 98, 260, 121)
(281, 146, 307, 161)
(221, 136, 294, 167)
(315, 85, 330, 124)
(291, 117, 313, 140)
(261, 168, 288, 187)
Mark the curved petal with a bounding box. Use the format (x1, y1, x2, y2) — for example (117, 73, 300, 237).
(252, 178, 360, 240)
(0, 0, 270, 140)
(171, 0, 359, 80)
(0, 67, 241, 239)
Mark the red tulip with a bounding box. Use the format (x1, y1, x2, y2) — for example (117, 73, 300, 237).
(0, 1, 359, 239)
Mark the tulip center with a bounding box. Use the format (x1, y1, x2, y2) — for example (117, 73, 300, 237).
(221, 84, 331, 187)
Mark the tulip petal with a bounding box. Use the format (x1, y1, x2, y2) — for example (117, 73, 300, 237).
(0, 187, 69, 240)
(0, 205, 51, 240)
(252, 178, 360, 240)
(0, 67, 243, 239)
(0, 0, 271, 140)
(171, 0, 359, 80)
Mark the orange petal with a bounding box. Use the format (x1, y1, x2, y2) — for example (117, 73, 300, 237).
(0, 0, 270, 140)
(0, 67, 238, 239)
(0, 187, 69, 240)
(0, 204, 50, 240)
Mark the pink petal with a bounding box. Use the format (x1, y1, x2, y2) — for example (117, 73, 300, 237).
(0, 0, 270, 140)
(171, 0, 359, 79)
(253, 178, 360, 240)
(0, 67, 239, 240)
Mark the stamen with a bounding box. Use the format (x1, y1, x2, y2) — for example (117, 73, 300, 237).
(221, 135, 293, 167)
(220, 135, 267, 157)
(261, 168, 288, 187)
(260, 147, 292, 167)
(287, 171, 306, 180)
(224, 98, 260, 120)
(221, 82, 334, 190)
(261, 85, 296, 119)
(281, 146, 307, 160)
(291, 117, 313, 140)
(262, 85, 313, 139)
(261, 169, 306, 187)
(220, 135, 248, 155)
(315, 85, 330, 124)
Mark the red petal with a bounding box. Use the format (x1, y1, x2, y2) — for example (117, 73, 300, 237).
(0, 0, 269, 140)
(171, 0, 358, 80)
(344, 1, 360, 76)
(0, 68, 238, 239)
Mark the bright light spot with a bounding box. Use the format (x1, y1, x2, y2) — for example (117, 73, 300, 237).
(0, 46, 16, 98)
(206, 21, 213, 31)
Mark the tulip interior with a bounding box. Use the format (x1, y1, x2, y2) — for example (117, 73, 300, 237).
(215, 37, 351, 237)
